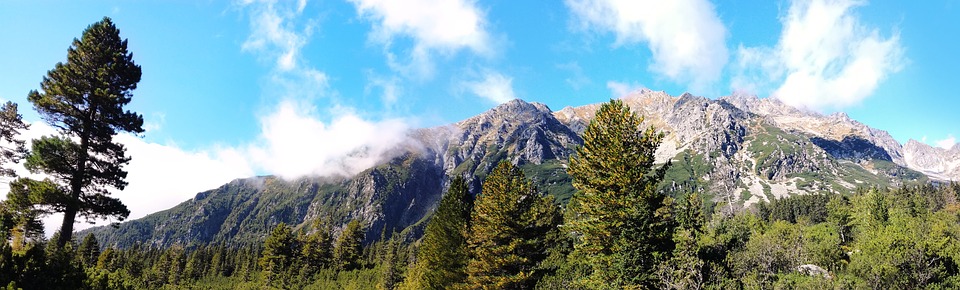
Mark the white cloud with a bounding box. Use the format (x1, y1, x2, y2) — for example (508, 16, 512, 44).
(363, 73, 403, 107)
(3, 104, 416, 235)
(240, 0, 312, 72)
(463, 71, 516, 104)
(606, 80, 645, 98)
(566, 0, 728, 88)
(733, 0, 905, 111)
(349, 0, 492, 79)
(247, 100, 412, 179)
(0, 122, 256, 235)
(240, 0, 329, 100)
(936, 135, 956, 150)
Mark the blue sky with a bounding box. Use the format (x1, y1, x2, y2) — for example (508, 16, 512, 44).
(1, 0, 959, 226)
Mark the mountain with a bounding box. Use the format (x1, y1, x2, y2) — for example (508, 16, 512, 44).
(84, 91, 955, 248)
(903, 139, 960, 181)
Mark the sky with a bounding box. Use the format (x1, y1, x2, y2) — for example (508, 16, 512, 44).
(1, 0, 959, 233)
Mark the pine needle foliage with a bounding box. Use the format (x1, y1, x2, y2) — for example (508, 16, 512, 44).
(24, 16, 144, 247)
(565, 99, 674, 289)
(466, 161, 560, 289)
(403, 176, 474, 289)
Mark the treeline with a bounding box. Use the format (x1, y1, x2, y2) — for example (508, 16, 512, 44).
(0, 222, 406, 289)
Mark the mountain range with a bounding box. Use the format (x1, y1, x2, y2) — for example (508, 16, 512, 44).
(83, 90, 959, 248)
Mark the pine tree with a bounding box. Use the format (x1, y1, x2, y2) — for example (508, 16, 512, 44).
(260, 223, 297, 286)
(78, 233, 101, 267)
(657, 193, 706, 290)
(565, 99, 674, 288)
(300, 223, 334, 274)
(334, 220, 364, 271)
(403, 176, 474, 289)
(0, 101, 28, 178)
(24, 17, 144, 247)
(466, 161, 561, 289)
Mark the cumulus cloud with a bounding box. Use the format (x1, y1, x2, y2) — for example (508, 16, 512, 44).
(247, 100, 412, 179)
(566, 0, 728, 88)
(607, 80, 646, 98)
(463, 71, 516, 104)
(733, 0, 905, 111)
(936, 135, 956, 150)
(349, 0, 492, 79)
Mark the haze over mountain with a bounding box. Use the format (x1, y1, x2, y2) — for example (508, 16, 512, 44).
(84, 90, 955, 248)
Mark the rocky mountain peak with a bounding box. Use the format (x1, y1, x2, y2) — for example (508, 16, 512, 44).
(902, 139, 960, 181)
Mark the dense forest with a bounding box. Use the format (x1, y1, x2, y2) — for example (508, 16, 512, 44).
(3, 17, 960, 290)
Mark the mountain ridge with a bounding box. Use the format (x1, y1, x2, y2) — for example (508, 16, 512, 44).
(82, 91, 955, 248)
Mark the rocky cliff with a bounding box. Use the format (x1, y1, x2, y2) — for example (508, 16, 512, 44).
(85, 91, 950, 248)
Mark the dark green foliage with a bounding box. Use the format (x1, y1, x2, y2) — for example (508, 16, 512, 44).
(334, 220, 364, 272)
(23, 16, 144, 247)
(466, 161, 561, 289)
(260, 223, 297, 287)
(78, 233, 101, 267)
(0, 101, 28, 178)
(300, 223, 334, 277)
(403, 176, 474, 289)
(756, 193, 831, 224)
(565, 99, 674, 288)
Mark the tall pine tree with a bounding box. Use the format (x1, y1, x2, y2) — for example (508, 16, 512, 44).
(334, 220, 364, 271)
(0, 101, 28, 178)
(403, 176, 474, 290)
(260, 223, 297, 286)
(466, 161, 561, 289)
(25, 17, 144, 247)
(566, 99, 674, 288)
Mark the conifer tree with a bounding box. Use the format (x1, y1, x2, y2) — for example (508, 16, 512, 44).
(466, 161, 561, 289)
(404, 176, 474, 289)
(24, 17, 144, 247)
(566, 99, 674, 288)
(334, 220, 364, 271)
(0, 101, 28, 178)
(300, 223, 334, 273)
(260, 223, 297, 286)
(78, 233, 101, 267)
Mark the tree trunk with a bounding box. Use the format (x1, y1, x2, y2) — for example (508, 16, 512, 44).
(57, 205, 78, 247)
(59, 119, 91, 247)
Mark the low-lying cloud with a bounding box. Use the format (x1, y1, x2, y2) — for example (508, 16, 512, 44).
(247, 100, 412, 179)
(462, 71, 516, 104)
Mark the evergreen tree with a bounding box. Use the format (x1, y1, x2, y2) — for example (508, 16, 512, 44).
(260, 223, 297, 286)
(334, 220, 364, 271)
(78, 233, 101, 267)
(657, 194, 706, 290)
(24, 17, 144, 247)
(0, 101, 28, 178)
(403, 176, 473, 290)
(300, 222, 334, 274)
(565, 99, 674, 288)
(465, 161, 561, 289)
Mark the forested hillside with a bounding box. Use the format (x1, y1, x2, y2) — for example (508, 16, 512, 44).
(3, 100, 960, 289)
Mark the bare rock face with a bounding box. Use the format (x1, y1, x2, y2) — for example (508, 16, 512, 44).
(84, 90, 945, 248)
(903, 139, 960, 181)
(557, 90, 927, 209)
